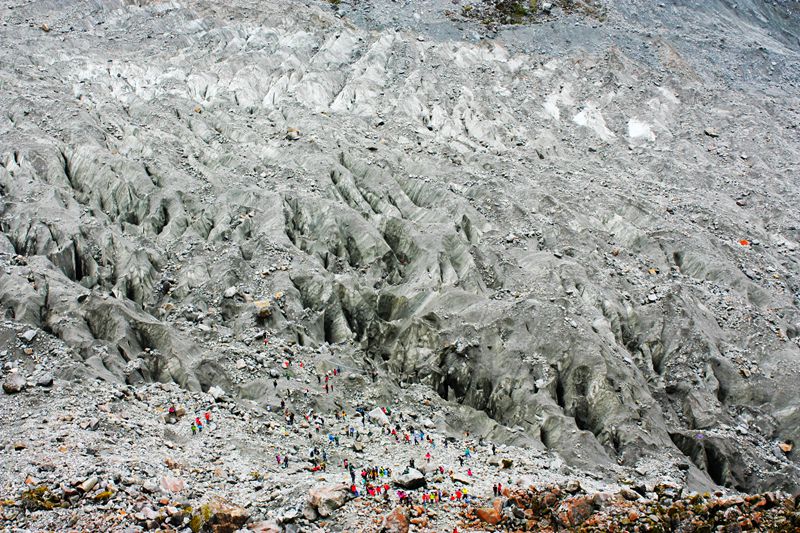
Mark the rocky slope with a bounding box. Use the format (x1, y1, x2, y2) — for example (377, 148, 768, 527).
(1, 0, 800, 530)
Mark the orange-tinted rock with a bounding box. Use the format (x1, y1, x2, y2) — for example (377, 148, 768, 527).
(248, 521, 281, 533)
(556, 496, 594, 527)
(409, 516, 428, 527)
(159, 476, 184, 493)
(381, 506, 409, 533)
(476, 507, 502, 525)
(541, 491, 559, 507)
(493, 497, 503, 514)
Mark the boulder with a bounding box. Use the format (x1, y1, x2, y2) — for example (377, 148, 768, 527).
(134, 506, 158, 522)
(208, 386, 226, 400)
(619, 487, 641, 501)
(19, 329, 38, 342)
(556, 496, 595, 527)
(591, 492, 620, 507)
(3, 373, 26, 394)
(160, 475, 185, 493)
(248, 521, 281, 533)
(302, 504, 318, 521)
(79, 476, 98, 493)
(223, 286, 238, 299)
(419, 462, 439, 475)
(451, 472, 472, 485)
(394, 469, 426, 489)
(368, 407, 390, 426)
(142, 480, 158, 494)
(36, 374, 53, 388)
(278, 507, 300, 524)
(307, 483, 349, 517)
(476, 507, 502, 525)
(654, 482, 682, 500)
(409, 516, 428, 527)
(254, 300, 272, 319)
(204, 498, 250, 533)
(380, 506, 409, 533)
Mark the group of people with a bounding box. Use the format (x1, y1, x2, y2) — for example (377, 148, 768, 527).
(376, 423, 448, 449)
(186, 410, 211, 435)
(258, 350, 495, 529)
(320, 367, 341, 394)
(360, 465, 392, 483)
(275, 453, 290, 469)
(395, 487, 471, 506)
(350, 482, 391, 498)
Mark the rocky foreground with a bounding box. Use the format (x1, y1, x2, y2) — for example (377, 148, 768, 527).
(1, 321, 799, 532)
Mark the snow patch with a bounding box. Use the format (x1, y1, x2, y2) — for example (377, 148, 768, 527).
(573, 104, 615, 141)
(543, 94, 560, 120)
(627, 119, 656, 141)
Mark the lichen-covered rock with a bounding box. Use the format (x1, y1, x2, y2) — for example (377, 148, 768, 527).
(201, 498, 250, 533)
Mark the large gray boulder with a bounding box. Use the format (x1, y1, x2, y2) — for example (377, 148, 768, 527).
(306, 483, 350, 518)
(394, 469, 426, 490)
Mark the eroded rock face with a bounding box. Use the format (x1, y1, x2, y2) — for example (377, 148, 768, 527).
(0, 0, 798, 496)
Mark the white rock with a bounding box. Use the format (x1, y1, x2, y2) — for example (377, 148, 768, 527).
(223, 286, 238, 298)
(19, 329, 38, 343)
(208, 385, 226, 400)
(368, 407, 390, 426)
